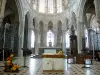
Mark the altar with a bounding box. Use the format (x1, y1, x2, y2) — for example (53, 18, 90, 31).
(41, 53, 65, 72)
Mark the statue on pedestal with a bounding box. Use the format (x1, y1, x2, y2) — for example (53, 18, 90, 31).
(70, 25, 78, 56)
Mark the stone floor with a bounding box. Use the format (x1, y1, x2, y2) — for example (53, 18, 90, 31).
(0, 56, 100, 75)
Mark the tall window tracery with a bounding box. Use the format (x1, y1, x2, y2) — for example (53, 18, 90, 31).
(38, 0, 63, 13)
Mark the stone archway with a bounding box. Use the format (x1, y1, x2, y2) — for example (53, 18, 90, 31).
(0, 0, 19, 56)
(84, 0, 96, 50)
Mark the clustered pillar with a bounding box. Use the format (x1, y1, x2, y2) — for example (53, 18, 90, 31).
(77, 21, 85, 54)
(34, 24, 39, 55)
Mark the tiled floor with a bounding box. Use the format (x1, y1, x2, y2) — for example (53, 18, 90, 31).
(0, 57, 100, 75)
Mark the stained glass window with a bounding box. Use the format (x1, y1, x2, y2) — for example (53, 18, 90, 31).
(47, 30, 54, 47)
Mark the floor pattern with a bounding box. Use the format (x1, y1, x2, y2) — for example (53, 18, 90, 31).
(0, 58, 100, 75)
(36, 60, 100, 75)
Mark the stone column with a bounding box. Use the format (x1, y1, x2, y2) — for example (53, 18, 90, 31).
(28, 28, 33, 49)
(34, 22, 39, 55)
(43, 23, 48, 47)
(18, 15, 25, 57)
(56, 27, 62, 48)
(39, 23, 44, 47)
(53, 0, 57, 13)
(87, 29, 92, 50)
(40, 30, 44, 47)
(94, 0, 100, 23)
(28, 28, 35, 55)
(77, 21, 85, 53)
(62, 30, 66, 55)
(18, 29, 24, 57)
(11, 25, 15, 51)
